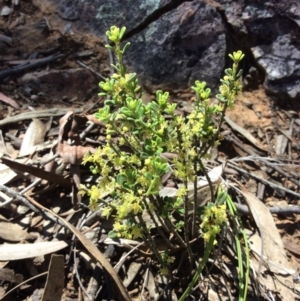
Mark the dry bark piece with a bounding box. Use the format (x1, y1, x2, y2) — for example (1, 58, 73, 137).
(41, 254, 64, 301)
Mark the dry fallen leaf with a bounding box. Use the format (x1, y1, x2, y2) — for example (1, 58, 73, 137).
(0, 268, 23, 284)
(275, 134, 288, 155)
(1, 157, 72, 189)
(224, 115, 267, 151)
(0, 241, 68, 261)
(0, 221, 36, 242)
(240, 187, 298, 301)
(123, 262, 142, 288)
(0, 161, 20, 185)
(0, 92, 19, 109)
(143, 269, 159, 301)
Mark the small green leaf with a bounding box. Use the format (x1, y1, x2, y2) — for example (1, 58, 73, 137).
(104, 99, 115, 106)
(116, 174, 125, 185)
(145, 172, 153, 181)
(108, 230, 119, 239)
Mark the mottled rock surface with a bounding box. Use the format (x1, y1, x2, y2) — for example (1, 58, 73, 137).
(217, 0, 300, 100)
(46, 0, 300, 101)
(125, 1, 226, 91)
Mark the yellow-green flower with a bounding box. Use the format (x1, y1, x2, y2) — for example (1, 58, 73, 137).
(113, 221, 126, 232)
(176, 186, 187, 198)
(89, 185, 100, 202)
(160, 266, 169, 276)
(131, 225, 143, 239)
(101, 207, 112, 219)
(117, 203, 131, 219)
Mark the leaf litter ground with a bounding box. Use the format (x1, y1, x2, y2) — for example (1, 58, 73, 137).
(0, 1, 300, 301)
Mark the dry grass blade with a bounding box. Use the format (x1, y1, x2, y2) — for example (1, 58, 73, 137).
(26, 195, 132, 301)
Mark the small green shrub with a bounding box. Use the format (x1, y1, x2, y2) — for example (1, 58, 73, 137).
(80, 26, 248, 300)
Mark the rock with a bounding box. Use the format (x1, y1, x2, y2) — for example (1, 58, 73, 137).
(125, 0, 226, 92)
(218, 0, 300, 101)
(252, 34, 300, 99)
(45, 0, 226, 93)
(57, 0, 82, 21)
(43, 0, 300, 101)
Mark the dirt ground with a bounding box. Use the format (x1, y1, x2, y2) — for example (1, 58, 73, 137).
(0, 1, 299, 300)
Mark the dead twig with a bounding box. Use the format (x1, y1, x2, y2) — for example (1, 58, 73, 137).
(76, 60, 106, 81)
(0, 53, 65, 80)
(227, 162, 300, 198)
(0, 108, 83, 127)
(0, 184, 65, 227)
(234, 202, 300, 215)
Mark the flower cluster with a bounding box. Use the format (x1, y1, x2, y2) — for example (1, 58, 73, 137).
(200, 203, 227, 244)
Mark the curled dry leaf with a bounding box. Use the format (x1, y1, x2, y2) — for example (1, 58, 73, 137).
(19, 119, 47, 157)
(0, 92, 19, 109)
(84, 114, 105, 126)
(57, 111, 95, 164)
(60, 144, 94, 164)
